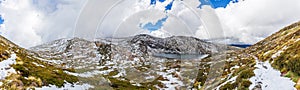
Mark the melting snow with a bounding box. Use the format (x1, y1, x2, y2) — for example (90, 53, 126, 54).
(296, 38, 300, 42)
(156, 69, 184, 89)
(216, 76, 238, 90)
(271, 46, 288, 59)
(249, 56, 296, 90)
(64, 69, 114, 78)
(36, 82, 93, 90)
(0, 54, 17, 80)
(32, 62, 45, 67)
(271, 50, 283, 59)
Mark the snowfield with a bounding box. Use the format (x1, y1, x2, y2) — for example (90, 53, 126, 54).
(249, 56, 296, 90)
(0, 54, 17, 81)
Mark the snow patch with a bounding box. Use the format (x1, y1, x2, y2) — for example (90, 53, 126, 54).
(0, 54, 17, 80)
(296, 38, 300, 42)
(64, 69, 114, 78)
(216, 76, 237, 90)
(271, 50, 283, 59)
(36, 82, 93, 90)
(263, 50, 272, 56)
(32, 62, 45, 67)
(156, 69, 184, 89)
(271, 46, 288, 59)
(249, 56, 296, 90)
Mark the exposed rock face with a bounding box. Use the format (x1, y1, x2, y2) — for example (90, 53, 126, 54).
(129, 34, 223, 55)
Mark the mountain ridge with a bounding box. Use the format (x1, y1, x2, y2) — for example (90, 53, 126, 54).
(0, 21, 300, 89)
(0, 35, 80, 89)
(28, 34, 237, 89)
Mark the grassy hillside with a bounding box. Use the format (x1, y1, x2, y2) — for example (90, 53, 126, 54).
(246, 21, 300, 89)
(0, 36, 78, 89)
(194, 21, 300, 89)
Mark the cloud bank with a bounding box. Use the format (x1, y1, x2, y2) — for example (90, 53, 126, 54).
(0, 0, 300, 48)
(215, 0, 300, 44)
(0, 0, 85, 48)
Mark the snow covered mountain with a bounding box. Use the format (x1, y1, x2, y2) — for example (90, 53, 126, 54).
(30, 38, 101, 69)
(1, 21, 300, 89)
(28, 34, 236, 89)
(128, 34, 233, 54)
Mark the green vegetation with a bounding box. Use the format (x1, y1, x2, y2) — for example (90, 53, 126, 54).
(11, 56, 79, 87)
(246, 21, 300, 89)
(285, 71, 300, 82)
(108, 77, 152, 90)
(0, 36, 79, 89)
(220, 82, 236, 90)
(193, 57, 211, 88)
(220, 67, 255, 90)
(193, 51, 256, 90)
(102, 71, 161, 90)
(0, 38, 13, 61)
(271, 40, 300, 88)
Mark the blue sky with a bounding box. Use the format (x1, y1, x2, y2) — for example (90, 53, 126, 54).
(0, 1, 2, 24)
(0, 16, 3, 25)
(151, 0, 235, 9)
(141, 16, 168, 32)
(144, 0, 174, 31)
(199, 0, 238, 9)
(150, 0, 174, 11)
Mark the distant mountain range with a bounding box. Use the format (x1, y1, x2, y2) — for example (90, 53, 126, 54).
(0, 21, 299, 89)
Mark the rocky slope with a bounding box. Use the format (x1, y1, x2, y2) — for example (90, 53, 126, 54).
(28, 34, 236, 89)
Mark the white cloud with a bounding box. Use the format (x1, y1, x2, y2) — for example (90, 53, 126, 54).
(0, 0, 43, 47)
(0, 0, 300, 48)
(0, 0, 220, 47)
(215, 0, 300, 44)
(0, 0, 85, 48)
